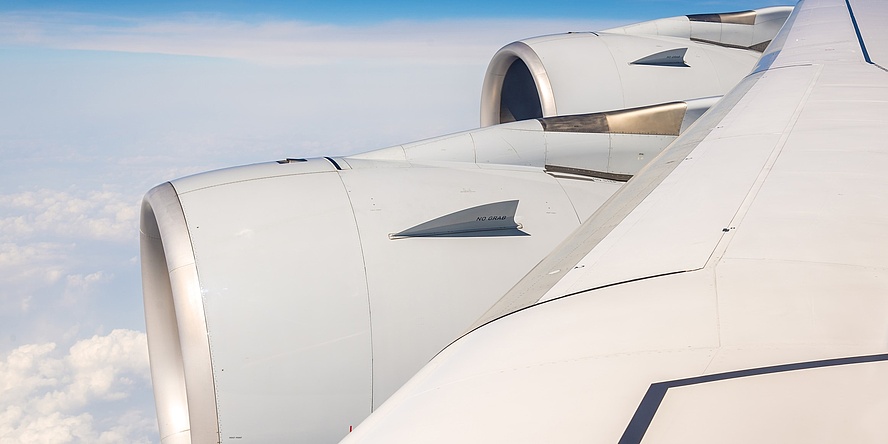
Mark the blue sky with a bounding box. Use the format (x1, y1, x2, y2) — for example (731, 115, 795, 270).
(0, 0, 791, 442)
(3, 0, 790, 21)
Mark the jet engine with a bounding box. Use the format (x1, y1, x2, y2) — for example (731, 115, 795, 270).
(481, 6, 792, 126)
(141, 155, 617, 443)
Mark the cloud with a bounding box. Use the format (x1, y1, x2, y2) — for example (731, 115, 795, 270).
(0, 242, 69, 301)
(0, 12, 619, 65)
(0, 242, 69, 269)
(0, 189, 140, 243)
(0, 189, 134, 315)
(0, 243, 116, 319)
(63, 272, 112, 305)
(0, 329, 155, 443)
(64, 272, 110, 293)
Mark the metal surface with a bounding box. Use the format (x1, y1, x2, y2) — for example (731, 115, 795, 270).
(851, 0, 888, 67)
(472, 78, 752, 329)
(340, 1, 888, 442)
(140, 183, 219, 444)
(620, 353, 888, 443)
(390, 200, 523, 238)
(176, 169, 373, 443)
(609, 6, 792, 57)
(606, 102, 688, 136)
(479, 27, 770, 127)
(143, 151, 627, 442)
(538, 114, 609, 133)
(687, 10, 757, 25)
(346, 165, 603, 408)
(630, 48, 689, 67)
(139, 4, 841, 443)
(538, 102, 688, 136)
(690, 37, 773, 52)
(352, 97, 715, 180)
(480, 41, 556, 127)
(545, 165, 633, 182)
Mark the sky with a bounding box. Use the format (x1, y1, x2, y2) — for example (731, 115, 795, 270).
(0, 0, 791, 442)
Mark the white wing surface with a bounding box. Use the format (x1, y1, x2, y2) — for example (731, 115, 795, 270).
(342, 0, 888, 442)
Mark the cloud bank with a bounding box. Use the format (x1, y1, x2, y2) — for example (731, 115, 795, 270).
(0, 188, 138, 319)
(0, 189, 139, 243)
(0, 12, 621, 65)
(0, 329, 155, 443)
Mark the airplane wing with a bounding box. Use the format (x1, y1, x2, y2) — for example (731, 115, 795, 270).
(341, 0, 888, 442)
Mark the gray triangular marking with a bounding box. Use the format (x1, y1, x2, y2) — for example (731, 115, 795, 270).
(631, 48, 689, 67)
(390, 200, 525, 239)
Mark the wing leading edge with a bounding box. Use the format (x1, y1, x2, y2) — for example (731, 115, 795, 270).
(342, 0, 888, 442)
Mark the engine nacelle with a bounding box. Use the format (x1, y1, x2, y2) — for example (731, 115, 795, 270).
(480, 6, 792, 126)
(141, 155, 622, 443)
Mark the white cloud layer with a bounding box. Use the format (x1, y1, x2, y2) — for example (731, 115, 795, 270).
(0, 12, 620, 65)
(0, 189, 139, 243)
(0, 242, 69, 270)
(0, 329, 155, 443)
(0, 189, 136, 315)
(0, 242, 70, 314)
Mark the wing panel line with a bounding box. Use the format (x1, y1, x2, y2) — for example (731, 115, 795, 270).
(619, 353, 888, 444)
(845, 0, 888, 71)
(465, 73, 761, 333)
(845, 0, 872, 64)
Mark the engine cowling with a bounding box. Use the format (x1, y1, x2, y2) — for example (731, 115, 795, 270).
(141, 155, 624, 443)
